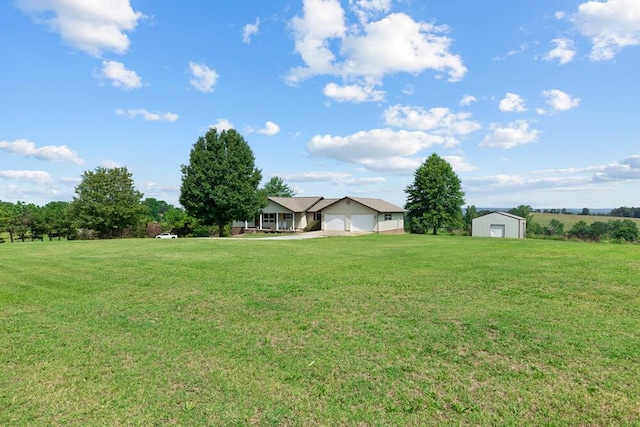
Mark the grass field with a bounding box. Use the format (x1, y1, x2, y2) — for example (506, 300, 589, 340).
(1, 235, 639, 425)
(532, 212, 640, 229)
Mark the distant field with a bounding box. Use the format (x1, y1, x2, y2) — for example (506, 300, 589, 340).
(1, 235, 639, 425)
(532, 212, 640, 229)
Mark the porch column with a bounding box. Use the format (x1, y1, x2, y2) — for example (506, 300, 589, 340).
(259, 214, 263, 230)
(293, 212, 296, 232)
(276, 213, 279, 231)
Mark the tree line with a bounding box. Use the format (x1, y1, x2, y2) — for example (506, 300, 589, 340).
(1, 129, 296, 241)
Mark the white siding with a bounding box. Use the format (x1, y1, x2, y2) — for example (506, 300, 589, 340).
(472, 212, 526, 239)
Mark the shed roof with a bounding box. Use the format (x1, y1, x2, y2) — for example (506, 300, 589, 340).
(268, 196, 323, 213)
(474, 211, 526, 221)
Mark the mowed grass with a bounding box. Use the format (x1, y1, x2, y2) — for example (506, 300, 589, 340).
(532, 212, 640, 229)
(1, 235, 639, 425)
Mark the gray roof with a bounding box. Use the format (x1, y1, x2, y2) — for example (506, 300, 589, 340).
(307, 198, 339, 212)
(325, 197, 405, 213)
(268, 196, 323, 213)
(477, 211, 526, 221)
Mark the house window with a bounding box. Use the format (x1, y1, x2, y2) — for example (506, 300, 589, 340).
(263, 213, 275, 223)
(384, 213, 393, 221)
(283, 213, 293, 220)
(314, 212, 322, 221)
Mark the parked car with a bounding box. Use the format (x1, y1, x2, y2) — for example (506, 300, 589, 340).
(155, 232, 178, 239)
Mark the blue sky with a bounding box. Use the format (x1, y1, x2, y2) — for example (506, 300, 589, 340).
(1, 0, 639, 209)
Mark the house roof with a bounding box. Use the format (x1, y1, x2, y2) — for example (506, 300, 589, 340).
(268, 196, 324, 213)
(324, 197, 405, 213)
(307, 198, 339, 212)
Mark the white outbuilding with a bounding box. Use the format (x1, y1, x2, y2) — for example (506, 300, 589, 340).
(472, 211, 526, 239)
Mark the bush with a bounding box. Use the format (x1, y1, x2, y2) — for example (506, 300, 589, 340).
(304, 220, 321, 232)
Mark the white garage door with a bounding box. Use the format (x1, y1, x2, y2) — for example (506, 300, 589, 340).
(351, 214, 375, 232)
(325, 214, 346, 231)
(490, 224, 505, 238)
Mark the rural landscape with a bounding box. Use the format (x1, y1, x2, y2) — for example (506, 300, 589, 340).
(2, 132, 640, 424)
(2, 0, 640, 425)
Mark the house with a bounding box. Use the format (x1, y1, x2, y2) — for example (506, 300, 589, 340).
(233, 196, 323, 233)
(233, 196, 405, 234)
(319, 197, 405, 233)
(472, 211, 526, 239)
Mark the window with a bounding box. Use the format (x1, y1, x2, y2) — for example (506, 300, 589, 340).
(283, 213, 292, 220)
(384, 213, 393, 221)
(263, 213, 275, 223)
(314, 212, 322, 221)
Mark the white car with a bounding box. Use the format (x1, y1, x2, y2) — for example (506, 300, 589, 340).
(155, 232, 178, 239)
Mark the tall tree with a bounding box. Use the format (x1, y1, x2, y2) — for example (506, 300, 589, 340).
(262, 176, 296, 197)
(69, 167, 145, 239)
(180, 128, 264, 236)
(463, 205, 478, 235)
(405, 153, 465, 235)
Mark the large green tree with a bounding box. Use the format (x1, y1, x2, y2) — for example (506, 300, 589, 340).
(42, 201, 72, 240)
(69, 166, 145, 238)
(405, 153, 465, 235)
(262, 176, 296, 197)
(180, 128, 264, 236)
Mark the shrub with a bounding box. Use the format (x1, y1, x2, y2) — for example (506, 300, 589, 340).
(304, 220, 321, 232)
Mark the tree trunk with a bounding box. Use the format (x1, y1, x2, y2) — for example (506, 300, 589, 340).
(218, 221, 227, 237)
(432, 226, 438, 235)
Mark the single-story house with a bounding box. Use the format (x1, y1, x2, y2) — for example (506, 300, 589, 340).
(472, 211, 526, 239)
(319, 197, 405, 233)
(233, 196, 405, 234)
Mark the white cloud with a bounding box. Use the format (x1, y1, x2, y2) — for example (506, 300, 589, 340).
(544, 38, 576, 64)
(541, 89, 580, 113)
(16, 0, 144, 57)
(98, 60, 142, 90)
(0, 170, 53, 185)
(465, 155, 640, 205)
(460, 95, 477, 106)
(257, 121, 281, 136)
(0, 139, 84, 165)
(282, 171, 385, 186)
(189, 62, 218, 93)
(243, 18, 260, 44)
(101, 160, 122, 168)
(499, 93, 527, 113)
(443, 155, 477, 173)
(116, 109, 178, 122)
(209, 119, 234, 131)
(572, 0, 640, 60)
(383, 105, 481, 139)
(288, 0, 346, 84)
(592, 155, 640, 181)
(288, 1, 466, 100)
(323, 82, 385, 103)
(480, 120, 540, 149)
(349, 0, 392, 23)
(307, 128, 450, 173)
(340, 13, 467, 82)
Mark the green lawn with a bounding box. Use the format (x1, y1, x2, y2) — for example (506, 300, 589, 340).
(1, 235, 639, 425)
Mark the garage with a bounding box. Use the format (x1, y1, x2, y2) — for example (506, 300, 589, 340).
(472, 212, 526, 239)
(490, 224, 506, 238)
(350, 214, 375, 232)
(324, 214, 346, 231)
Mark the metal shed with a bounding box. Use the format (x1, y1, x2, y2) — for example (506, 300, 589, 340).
(472, 211, 526, 239)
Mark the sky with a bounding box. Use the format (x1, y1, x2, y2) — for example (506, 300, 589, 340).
(1, 0, 639, 210)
